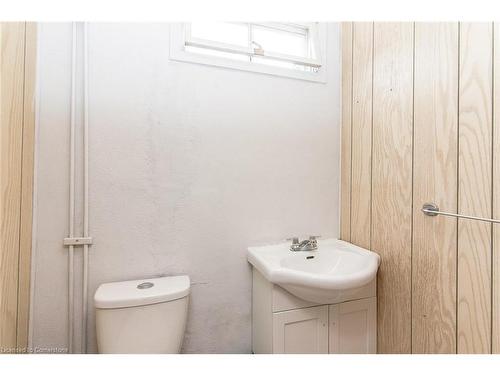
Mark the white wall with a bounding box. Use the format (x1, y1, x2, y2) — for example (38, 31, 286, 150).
(30, 22, 341, 353)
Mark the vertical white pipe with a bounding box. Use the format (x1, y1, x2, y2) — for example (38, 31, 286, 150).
(82, 22, 89, 354)
(68, 22, 77, 354)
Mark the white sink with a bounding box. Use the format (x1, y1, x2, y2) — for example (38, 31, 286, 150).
(247, 238, 380, 304)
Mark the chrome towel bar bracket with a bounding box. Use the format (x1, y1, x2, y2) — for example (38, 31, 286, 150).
(422, 202, 500, 224)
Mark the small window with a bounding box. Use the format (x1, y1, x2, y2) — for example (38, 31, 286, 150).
(170, 22, 327, 82)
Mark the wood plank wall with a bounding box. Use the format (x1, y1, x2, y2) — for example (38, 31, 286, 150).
(493, 22, 500, 354)
(0, 21, 26, 352)
(0, 22, 37, 352)
(457, 23, 493, 354)
(412, 23, 458, 354)
(340, 23, 353, 241)
(350, 22, 373, 250)
(371, 22, 414, 354)
(17, 23, 37, 350)
(341, 22, 500, 354)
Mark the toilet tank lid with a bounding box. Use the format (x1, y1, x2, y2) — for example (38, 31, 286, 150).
(94, 275, 190, 309)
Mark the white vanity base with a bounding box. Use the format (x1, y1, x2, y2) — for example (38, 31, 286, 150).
(252, 268, 377, 354)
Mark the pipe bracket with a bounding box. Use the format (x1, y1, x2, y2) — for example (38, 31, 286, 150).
(63, 237, 93, 246)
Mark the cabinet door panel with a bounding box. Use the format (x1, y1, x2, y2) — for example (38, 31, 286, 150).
(329, 297, 377, 353)
(273, 305, 328, 354)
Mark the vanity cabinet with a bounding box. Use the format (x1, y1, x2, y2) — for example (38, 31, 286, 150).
(273, 305, 329, 354)
(329, 297, 376, 353)
(252, 268, 377, 354)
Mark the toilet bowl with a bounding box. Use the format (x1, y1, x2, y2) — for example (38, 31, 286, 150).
(94, 275, 190, 354)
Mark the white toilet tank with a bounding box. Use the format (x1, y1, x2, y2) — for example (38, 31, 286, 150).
(94, 275, 190, 354)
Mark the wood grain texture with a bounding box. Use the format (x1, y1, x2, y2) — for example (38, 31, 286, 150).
(371, 22, 414, 353)
(343, 21, 498, 354)
(412, 22, 458, 353)
(493, 22, 500, 354)
(17, 22, 37, 351)
(340, 22, 353, 241)
(458, 22, 493, 354)
(350, 22, 373, 249)
(0, 22, 26, 350)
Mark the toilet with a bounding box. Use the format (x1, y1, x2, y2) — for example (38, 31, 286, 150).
(94, 275, 190, 353)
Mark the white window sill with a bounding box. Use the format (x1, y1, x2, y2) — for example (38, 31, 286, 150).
(169, 24, 328, 83)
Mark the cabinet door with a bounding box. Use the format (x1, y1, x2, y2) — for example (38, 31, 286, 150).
(329, 297, 377, 353)
(273, 305, 328, 353)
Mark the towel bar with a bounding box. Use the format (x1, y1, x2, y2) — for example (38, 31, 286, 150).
(422, 203, 500, 224)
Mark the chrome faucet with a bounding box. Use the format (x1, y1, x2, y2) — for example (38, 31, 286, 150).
(287, 236, 320, 251)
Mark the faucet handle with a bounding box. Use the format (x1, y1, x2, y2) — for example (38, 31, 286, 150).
(309, 235, 321, 240)
(286, 237, 299, 244)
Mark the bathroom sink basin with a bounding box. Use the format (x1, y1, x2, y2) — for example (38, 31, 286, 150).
(247, 238, 380, 304)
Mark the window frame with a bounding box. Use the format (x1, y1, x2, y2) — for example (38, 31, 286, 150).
(169, 22, 327, 83)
